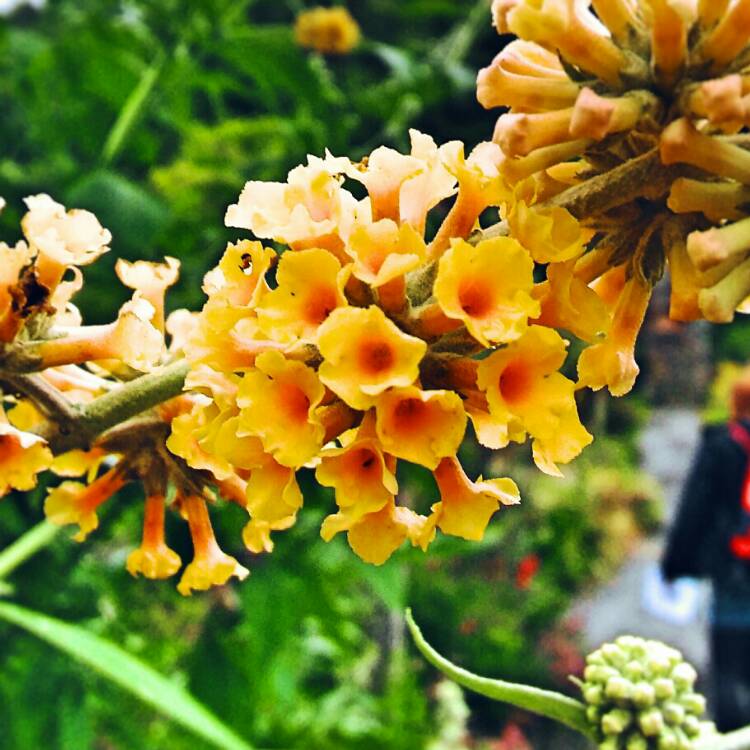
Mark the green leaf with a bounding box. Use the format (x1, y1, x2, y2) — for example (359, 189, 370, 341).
(405, 608, 594, 739)
(0, 521, 60, 581)
(0, 602, 255, 750)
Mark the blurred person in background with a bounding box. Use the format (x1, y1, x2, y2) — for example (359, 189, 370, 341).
(662, 368, 750, 731)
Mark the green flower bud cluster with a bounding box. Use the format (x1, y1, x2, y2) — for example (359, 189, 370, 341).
(580, 636, 716, 750)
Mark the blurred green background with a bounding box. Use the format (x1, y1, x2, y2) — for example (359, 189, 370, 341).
(0, 1, 708, 748)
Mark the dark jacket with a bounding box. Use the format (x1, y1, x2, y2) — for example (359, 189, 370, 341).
(661, 420, 750, 593)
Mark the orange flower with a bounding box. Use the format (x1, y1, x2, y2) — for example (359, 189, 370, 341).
(430, 141, 506, 257)
(375, 386, 466, 469)
(346, 219, 426, 287)
(507, 199, 587, 263)
(477, 326, 592, 475)
(225, 155, 359, 250)
(317, 306, 426, 409)
(316, 413, 398, 518)
(0, 421, 52, 496)
(177, 495, 249, 595)
(257, 248, 349, 343)
(33, 296, 165, 371)
(577, 275, 652, 396)
(429, 456, 519, 541)
(237, 350, 325, 467)
(0, 240, 34, 342)
(167, 399, 235, 480)
(202, 240, 275, 308)
(44, 467, 128, 541)
(434, 236, 538, 346)
(21, 194, 111, 291)
(532, 259, 611, 342)
(344, 131, 457, 228)
(321, 499, 434, 565)
(243, 455, 303, 553)
(126, 495, 182, 579)
(116, 256, 180, 332)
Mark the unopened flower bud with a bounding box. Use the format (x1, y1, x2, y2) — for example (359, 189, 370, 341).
(632, 682, 656, 708)
(671, 663, 697, 690)
(680, 693, 706, 715)
(606, 676, 633, 701)
(624, 661, 646, 681)
(639, 708, 665, 736)
(654, 678, 676, 700)
(602, 708, 633, 735)
(663, 701, 686, 726)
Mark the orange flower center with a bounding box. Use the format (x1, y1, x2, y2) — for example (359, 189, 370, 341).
(303, 286, 338, 326)
(458, 278, 493, 318)
(393, 398, 427, 431)
(350, 446, 379, 476)
(279, 381, 311, 423)
(0, 435, 24, 465)
(358, 339, 395, 376)
(499, 361, 533, 405)
(365, 248, 386, 274)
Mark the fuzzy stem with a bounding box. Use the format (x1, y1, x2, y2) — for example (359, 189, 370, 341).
(405, 609, 594, 738)
(45, 360, 189, 453)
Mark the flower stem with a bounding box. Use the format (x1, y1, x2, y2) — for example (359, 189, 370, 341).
(45, 360, 189, 453)
(405, 608, 595, 738)
(0, 520, 60, 581)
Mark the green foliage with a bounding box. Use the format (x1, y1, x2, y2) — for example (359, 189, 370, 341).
(0, 601, 254, 750)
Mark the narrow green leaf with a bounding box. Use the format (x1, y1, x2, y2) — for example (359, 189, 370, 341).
(101, 49, 166, 167)
(405, 608, 594, 738)
(0, 602, 254, 750)
(0, 520, 59, 581)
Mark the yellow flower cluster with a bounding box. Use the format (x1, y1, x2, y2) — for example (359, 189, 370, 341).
(479, 0, 750, 333)
(171, 130, 600, 566)
(7, 0, 750, 592)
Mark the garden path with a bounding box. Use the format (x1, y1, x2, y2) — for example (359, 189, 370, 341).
(571, 407, 711, 672)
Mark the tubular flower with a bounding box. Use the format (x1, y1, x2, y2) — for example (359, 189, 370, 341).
(532, 259, 611, 342)
(375, 387, 467, 470)
(578, 275, 652, 397)
(317, 306, 427, 410)
(237, 350, 325, 467)
(44, 467, 128, 541)
(434, 236, 538, 347)
(21, 193, 111, 290)
(344, 131, 457, 228)
(316, 412, 398, 518)
(321, 499, 434, 565)
(0, 240, 34, 343)
(0, 420, 52, 496)
(429, 457, 520, 541)
(177, 495, 249, 596)
(256, 248, 349, 343)
(346, 219, 426, 288)
(115, 257, 180, 331)
(477, 326, 592, 476)
(225, 155, 360, 254)
(477, 0, 750, 327)
(243, 455, 304, 553)
(126, 494, 182, 580)
(294, 6, 361, 55)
